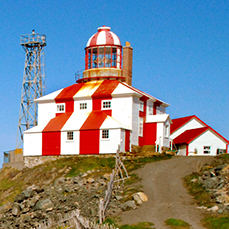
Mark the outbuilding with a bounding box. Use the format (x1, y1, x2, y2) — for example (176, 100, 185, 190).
(170, 115, 229, 156)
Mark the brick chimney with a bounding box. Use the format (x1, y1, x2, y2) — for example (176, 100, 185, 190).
(123, 41, 133, 86)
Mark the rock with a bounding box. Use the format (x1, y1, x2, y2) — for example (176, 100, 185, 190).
(207, 205, 219, 212)
(22, 189, 36, 199)
(136, 192, 148, 202)
(190, 178, 198, 183)
(132, 193, 142, 205)
(121, 200, 137, 211)
(14, 193, 25, 203)
(12, 203, 20, 216)
(34, 198, 54, 211)
(87, 177, 95, 184)
(0, 202, 13, 214)
(204, 177, 218, 189)
(216, 194, 229, 205)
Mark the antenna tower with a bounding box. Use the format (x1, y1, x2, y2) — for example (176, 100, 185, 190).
(16, 30, 46, 149)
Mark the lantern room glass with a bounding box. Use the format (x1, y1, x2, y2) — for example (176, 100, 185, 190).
(86, 46, 121, 70)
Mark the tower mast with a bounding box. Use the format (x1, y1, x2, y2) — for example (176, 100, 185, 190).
(16, 30, 46, 149)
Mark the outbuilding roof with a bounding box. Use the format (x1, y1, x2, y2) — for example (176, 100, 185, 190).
(170, 115, 207, 134)
(173, 126, 229, 145)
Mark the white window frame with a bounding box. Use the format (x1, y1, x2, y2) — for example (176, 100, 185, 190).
(80, 102, 87, 110)
(139, 101, 144, 112)
(67, 131, 74, 141)
(148, 105, 153, 115)
(101, 129, 109, 140)
(203, 146, 211, 154)
(139, 118, 144, 137)
(57, 103, 65, 113)
(102, 100, 111, 110)
(165, 124, 169, 138)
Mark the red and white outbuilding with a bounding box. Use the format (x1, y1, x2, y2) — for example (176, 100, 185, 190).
(24, 26, 171, 156)
(170, 115, 229, 156)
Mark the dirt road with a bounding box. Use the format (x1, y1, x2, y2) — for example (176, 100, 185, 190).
(120, 156, 215, 229)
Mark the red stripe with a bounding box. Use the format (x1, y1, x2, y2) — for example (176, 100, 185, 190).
(144, 123, 157, 145)
(92, 80, 119, 99)
(42, 83, 84, 156)
(125, 130, 130, 151)
(90, 33, 99, 46)
(43, 113, 72, 132)
(80, 130, 100, 154)
(80, 111, 107, 130)
(79, 111, 107, 155)
(42, 132, 61, 156)
(186, 145, 189, 156)
(106, 31, 114, 45)
(55, 83, 85, 102)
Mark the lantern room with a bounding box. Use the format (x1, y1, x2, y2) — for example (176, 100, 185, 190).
(79, 26, 126, 83)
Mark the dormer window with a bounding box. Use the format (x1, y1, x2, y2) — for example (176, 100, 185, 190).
(80, 103, 87, 110)
(57, 104, 65, 113)
(139, 101, 144, 112)
(102, 100, 111, 109)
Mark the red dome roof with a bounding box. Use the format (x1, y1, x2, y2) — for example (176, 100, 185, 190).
(86, 26, 121, 48)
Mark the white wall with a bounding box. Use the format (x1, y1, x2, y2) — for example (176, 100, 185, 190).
(60, 131, 80, 155)
(99, 129, 121, 154)
(178, 145, 187, 156)
(24, 133, 42, 156)
(112, 97, 132, 129)
(171, 119, 206, 139)
(131, 96, 140, 145)
(38, 102, 56, 127)
(189, 130, 227, 156)
(74, 99, 92, 113)
(156, 105, 165, 114)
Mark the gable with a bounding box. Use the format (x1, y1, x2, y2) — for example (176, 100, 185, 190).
(170, 116, 207, 139)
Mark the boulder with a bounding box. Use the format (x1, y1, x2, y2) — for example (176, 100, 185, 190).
(0, 202, 13, 214)
(12, 203, 20, 216)
(121, 200, 137, 211)
(34, 198, 54, 211)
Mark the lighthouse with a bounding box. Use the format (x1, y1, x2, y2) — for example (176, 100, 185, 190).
(24, 26, 171, 157)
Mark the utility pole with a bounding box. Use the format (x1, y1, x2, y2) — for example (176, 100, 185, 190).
(16, 30, 46, 149)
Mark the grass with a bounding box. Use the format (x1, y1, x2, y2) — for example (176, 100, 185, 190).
(202, 216, 229, 229)
(104, 219, 155, 229)
(165, 218, 190, 228)
(119, 222, 155, 229)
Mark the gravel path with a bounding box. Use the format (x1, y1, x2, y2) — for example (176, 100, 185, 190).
(120, 156, 215, 229)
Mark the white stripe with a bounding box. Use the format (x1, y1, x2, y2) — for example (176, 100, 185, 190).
(110, 32, 121, 45)
(97, 31, 106, 45)
(86, 34, 94, 47)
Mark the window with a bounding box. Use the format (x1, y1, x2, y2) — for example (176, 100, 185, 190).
(67, 131, 74, 141)
(102, 100, 111, 109)
(102, 130, 109, 139)
(148, 105, 153, 115)
(139, 101, 144, 112)
(80, 103, 87, 109)
(57, 104, 65, 113)
(165, 124, 169, 137)
(139, 118, 144, 137)
(203, 146, 211, 154)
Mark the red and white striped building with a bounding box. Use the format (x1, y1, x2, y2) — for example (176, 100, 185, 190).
(24, 26, 171, 156)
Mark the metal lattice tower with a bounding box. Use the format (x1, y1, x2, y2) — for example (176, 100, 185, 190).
(16, 30, 46, 149)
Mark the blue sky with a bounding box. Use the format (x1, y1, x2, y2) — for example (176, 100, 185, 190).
(0, 0, 228, 167)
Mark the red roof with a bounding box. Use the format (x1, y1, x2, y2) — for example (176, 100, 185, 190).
(170, 115, 207, 134)
(173, 126, 229, 145)
(80, 111, 108, 130)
